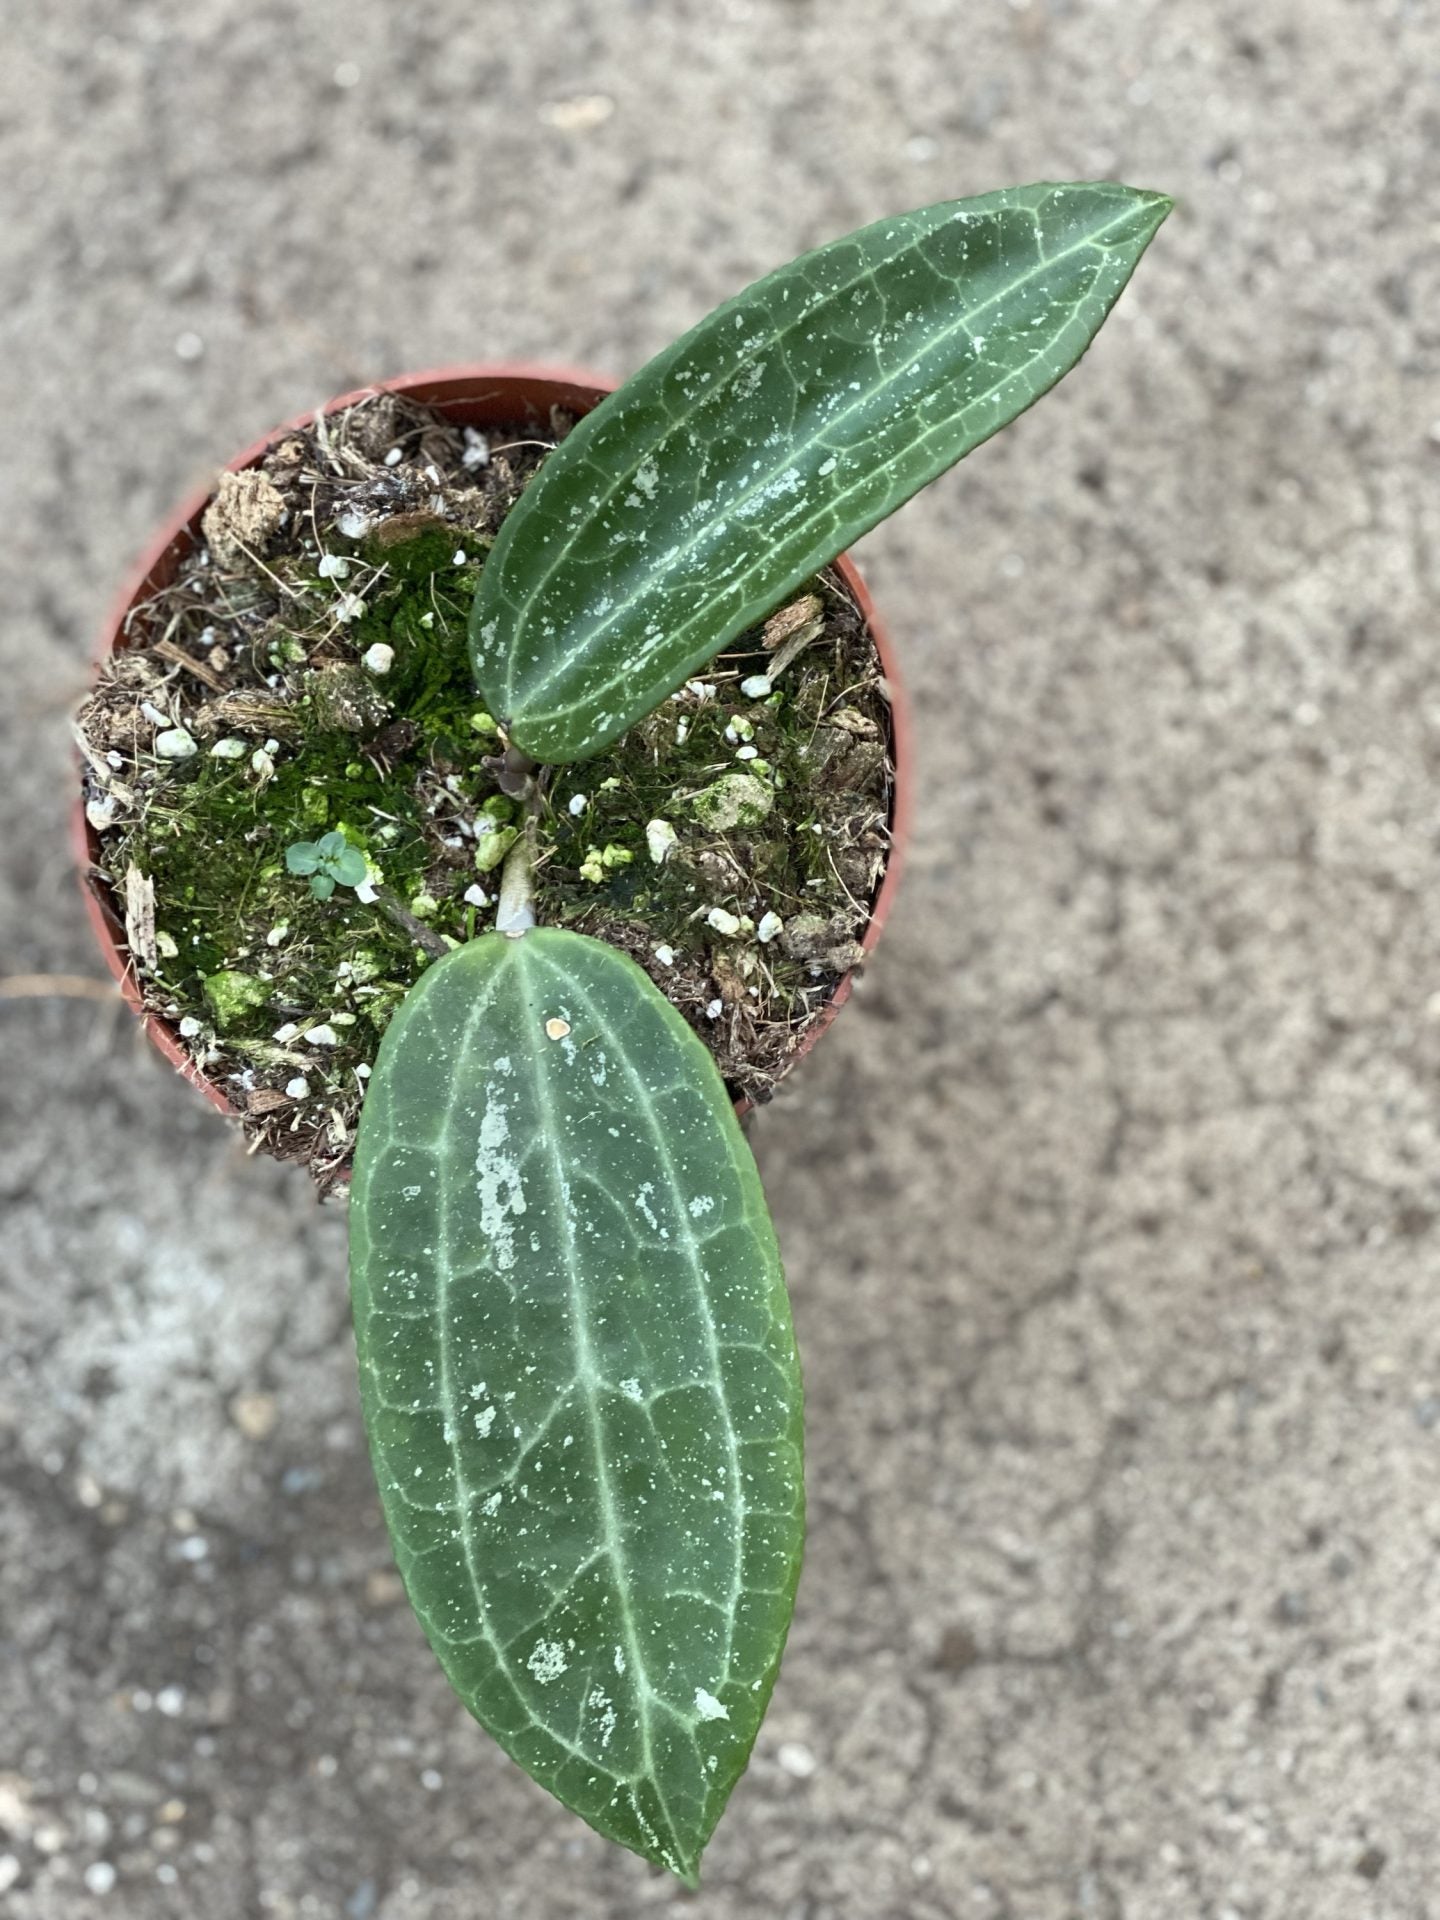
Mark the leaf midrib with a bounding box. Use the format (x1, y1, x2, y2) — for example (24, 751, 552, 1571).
(416, 964, 635, 1805)
(551, 950, 750, 1691)
(515, 938, 689, 1871)
(504, 194, 1141, 727)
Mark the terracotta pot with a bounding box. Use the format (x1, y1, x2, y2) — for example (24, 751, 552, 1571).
(75, 365, 912, 1140)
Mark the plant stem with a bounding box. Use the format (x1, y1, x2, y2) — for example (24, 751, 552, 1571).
(495, 814, 538, 935)
(373, 886, 449, 959)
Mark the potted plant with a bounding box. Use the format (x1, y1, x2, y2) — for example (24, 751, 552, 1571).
(76, 182, 1169, 1883)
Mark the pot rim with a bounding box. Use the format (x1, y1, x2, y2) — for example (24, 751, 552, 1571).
(74, 363, 913, 1151)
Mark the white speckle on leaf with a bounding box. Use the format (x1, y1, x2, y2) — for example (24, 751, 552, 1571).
(474, 1406, 496, 1437)
(619, 1378, 643, 1404)
(545, 1017, 571, 1041)
(614, 1646, 626, 1675)
(694, 1689, 729, 1722)
(588, 1686, 618, 1748)
(689, 1195, 715, 1218)
(818, 455, 838, 476)
(634, 1185, 661, 1233)
(475, 1096, 526, 1270)
(527, 1639, 568, 1684)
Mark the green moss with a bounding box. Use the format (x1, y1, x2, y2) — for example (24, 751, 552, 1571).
(203, 970, 272, 1029)
(691, 772, 774, 831)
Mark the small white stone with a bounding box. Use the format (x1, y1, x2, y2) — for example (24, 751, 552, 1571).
(155, 1685, 185, 1717)
(334, 592, 366, 623)
(740, 674, 772, 698)
(266, 924, 288, 947)
(0, 1858, 20, 1896)
(686, 679, 716, 701)
(155, 727, 197, 760)
(463, 883, 489, 907)
(141, 700, 170, 727)
(209, 737, 246, 760)
(84, 1862, 117, 1895)
(272, 1021, 301, 1043)
(705, 998, 723, 1020)
(85, 794, 118, 830)
(263, 738, 279, 754)
(777, 1741, 818, 1778)
(174, 329, 205, 361)
(336, 506, 369, 539)
(286, 1077, 310, 1100)
(356, 1063, 371, 1079)
(353, 878, 378, 905)
(362, 642, 394, 675)
(105, 750, 125, 770)
(304, 1024, 339, 1046)
(462, 428, 490, 469)
(653, 943, 676, 967)
(735, 744, 759, 761)
(383, 446, 403, 468)
(177, 1015, 203, 1039)
(707, 907, 741, 936)
(675, 718, 690, 745)
(568, 793, 588, 816)
(251, 748, 275, 778)
(646, 819, 678, 865)
(452, 548, 467, 566)
(757, 911, 783, 944)
(317, 552, 350, 581)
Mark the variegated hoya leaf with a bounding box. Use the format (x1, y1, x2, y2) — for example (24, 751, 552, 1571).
(471, 180, 1171, 762)
(349, 930, 804, 1881)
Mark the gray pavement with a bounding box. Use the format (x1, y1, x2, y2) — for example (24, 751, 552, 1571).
(4, 2, 1440, 1915)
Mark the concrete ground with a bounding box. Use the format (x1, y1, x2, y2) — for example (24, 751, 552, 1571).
(3, 1, 1439, 1914)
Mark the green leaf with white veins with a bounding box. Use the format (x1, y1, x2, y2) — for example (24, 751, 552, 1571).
(471, 180, 1171, 762)
(348, 930, 803, 1882)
